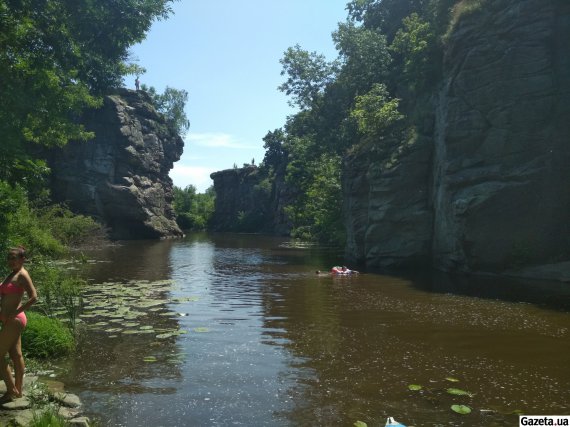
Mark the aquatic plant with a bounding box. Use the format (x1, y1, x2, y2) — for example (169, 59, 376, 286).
(451, 404, 472, 414)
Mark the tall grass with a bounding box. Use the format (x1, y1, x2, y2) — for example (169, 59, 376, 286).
(444, 0, 488, 41)
(22, 312, 75, 359)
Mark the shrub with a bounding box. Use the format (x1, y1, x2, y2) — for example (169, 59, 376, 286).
(22, 312, 75, 359)
(30, 406, 70, 427)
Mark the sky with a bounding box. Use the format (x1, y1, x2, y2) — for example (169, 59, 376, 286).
(130, 0, 349, 192)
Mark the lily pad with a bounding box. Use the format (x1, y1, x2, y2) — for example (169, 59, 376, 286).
(139, 326, 154, 330)
(193, 327, 209, 333)
(446, 377, 460, 382)
(447, 388, 473, 397)
(354, 422, 367, 427)
(451, 404, 472, 414)
(408, 384, 423, 391)
(143, 356, 157, 363)
(156, 333, 176, 339)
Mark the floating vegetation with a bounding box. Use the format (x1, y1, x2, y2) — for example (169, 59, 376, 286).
(75, 278, 189, 340)
(193, 327, 209, 333)
(353, 422, 367, 427)
(445, 377, 460, 382)
(408, 384, 423, 391)
(143, 356, 157, 363)
(446, 388, 473, 397)
(451, 404, 472, 414)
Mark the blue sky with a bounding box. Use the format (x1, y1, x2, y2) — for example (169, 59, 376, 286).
(130, 0, 349, 192)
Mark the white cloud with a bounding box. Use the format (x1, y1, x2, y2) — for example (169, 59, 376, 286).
(169, 164, 215, 193)
(185, 132, 257, 149)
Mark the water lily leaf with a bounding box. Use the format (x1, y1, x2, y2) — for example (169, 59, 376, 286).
(139, 326, 154, 330)
(143, 356, 157, 363)
(193, 327, 209, 333)
(156, 332, 178, 339)
(447, 388, 473, 397)
(408, 384, 423, 391)
(123, 322, 140, 328)
(354, 422, 367, 427)
(105, 328, 123, 333)
(451, 404, 471, 414)
(93, 322, 110, 327)
(446, 377, 460, 382)
(122, 330, 141, 335)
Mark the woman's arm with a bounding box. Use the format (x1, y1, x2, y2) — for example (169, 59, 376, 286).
(16, 269, 37, 314)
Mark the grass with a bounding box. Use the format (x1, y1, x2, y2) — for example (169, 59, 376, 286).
(444, 0, 489, 41)
(22, 312, 75, 359)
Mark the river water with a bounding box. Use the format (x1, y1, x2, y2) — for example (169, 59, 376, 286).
(51, 233, 569, 426)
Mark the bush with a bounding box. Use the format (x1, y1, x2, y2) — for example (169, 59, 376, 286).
(22, 312, 74, 359)
(37, 204, 105, 247)
(30, 406, 70, 427)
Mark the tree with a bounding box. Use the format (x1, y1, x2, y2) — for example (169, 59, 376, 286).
(390, 13, 438, 93)
(0, 0, 175, 184)
(350, 83, 404, 142)
(278, 44, 338, 110)
(172, 185, 215, 230)
(143, 85, 190, 136)
(333, 21, 392, 97)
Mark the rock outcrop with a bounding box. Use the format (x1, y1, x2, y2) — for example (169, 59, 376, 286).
(47, 88, 184, 239)
(209, 166, 271, 232)
(344, 0, 570, 273)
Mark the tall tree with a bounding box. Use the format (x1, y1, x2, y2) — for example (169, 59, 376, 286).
(0, 0, 175, 183)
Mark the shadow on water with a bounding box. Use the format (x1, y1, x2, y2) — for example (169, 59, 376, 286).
(403, 270, 570, 312)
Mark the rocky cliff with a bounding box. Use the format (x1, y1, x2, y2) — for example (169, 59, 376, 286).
(209, 166, 274, 232)
(344, 0, 570, 273)
(47, 88, 184, 239)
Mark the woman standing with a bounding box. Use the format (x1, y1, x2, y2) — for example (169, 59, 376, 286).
(0, 246, 37, 402)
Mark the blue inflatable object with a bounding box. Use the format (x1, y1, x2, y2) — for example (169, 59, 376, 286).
(385, 417, 406, 427)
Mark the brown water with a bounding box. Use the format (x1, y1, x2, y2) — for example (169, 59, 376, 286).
(53, 233, 570, 426)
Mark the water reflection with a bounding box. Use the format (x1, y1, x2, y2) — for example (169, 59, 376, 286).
(55, 234, 569, 427)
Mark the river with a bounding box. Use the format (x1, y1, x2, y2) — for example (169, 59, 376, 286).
(50, 233, 569, 426)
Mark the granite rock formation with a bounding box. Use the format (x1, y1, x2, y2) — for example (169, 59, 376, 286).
(47, 88, 184, 239)
(210, 166, 273, 232)
(344, 0, 570, 272)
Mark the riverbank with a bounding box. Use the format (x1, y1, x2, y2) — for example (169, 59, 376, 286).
(0, 374, 88, 426)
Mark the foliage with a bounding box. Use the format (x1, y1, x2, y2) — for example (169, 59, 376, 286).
(445, 0, 488, 40)
(36, 205, 106, 247)
(278, 44, 338, 110)
(0, 182, 65, 257)
(0, 182, 106, 256)
(30, 259, 85, 328)
(29, 406, 70, 427)
(390, 13, 438, 93)
(142, 85, 191, 136)
(173, 185, 215, 230)
(351, 83, 405, 142)
(22, 312, 75, 359)
(332, 21, 391, 96)
(0, 0, 175, 180)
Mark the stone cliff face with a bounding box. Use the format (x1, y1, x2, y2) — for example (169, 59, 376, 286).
(47, 88, 184, 239)
(344, 0, 570, 272)
(209, 166, 283, 233)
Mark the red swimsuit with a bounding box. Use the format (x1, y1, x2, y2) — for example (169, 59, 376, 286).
(0, 281, 27, 327)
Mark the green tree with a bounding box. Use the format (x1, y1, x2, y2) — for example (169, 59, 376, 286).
(172, 185, 215, 230)
(278, 44, 338, 110)
(0, 0, 175, 182)
(143, 85, 191, 136)
(390, 13, 438, 93)
(350, 83, 404, 143)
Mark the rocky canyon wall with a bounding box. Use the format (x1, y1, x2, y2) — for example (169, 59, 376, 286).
(344, 0, 570, 272)
(47, 88, 184, 239)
